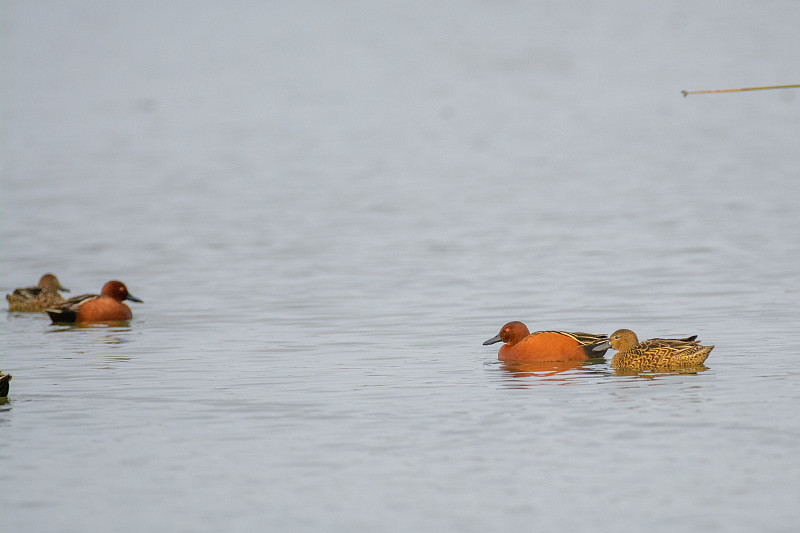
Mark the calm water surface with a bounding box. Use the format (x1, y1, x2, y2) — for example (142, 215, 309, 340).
(2, 1, 800, 531)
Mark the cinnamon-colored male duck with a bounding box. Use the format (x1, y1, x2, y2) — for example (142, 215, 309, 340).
(6, 273, 70, 312)
(594, 328, 713, 370)
(47, 280, 142, 324)
(484, 321, 608, 362)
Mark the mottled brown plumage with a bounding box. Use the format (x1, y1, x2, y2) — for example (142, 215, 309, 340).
(6, 273, 70, 312)
(604, 329, 713, 370)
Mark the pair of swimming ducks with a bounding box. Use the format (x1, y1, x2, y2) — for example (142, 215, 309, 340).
(6, 273, 142, 324)
(484, 321, 713, 371)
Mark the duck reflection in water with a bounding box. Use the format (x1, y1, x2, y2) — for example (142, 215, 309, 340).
(499, 359, 607, 382)
(610, 365, 709, 378)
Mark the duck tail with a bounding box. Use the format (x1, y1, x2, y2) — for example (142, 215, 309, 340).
(46, 308, 76, 324)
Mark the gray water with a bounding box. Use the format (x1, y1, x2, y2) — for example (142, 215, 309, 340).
(2, 1, 800, 531)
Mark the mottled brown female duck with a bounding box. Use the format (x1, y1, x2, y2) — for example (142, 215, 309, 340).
(6, 273, 70, 312)
(595, 329, 713, 370)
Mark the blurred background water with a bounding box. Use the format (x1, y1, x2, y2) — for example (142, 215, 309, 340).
(2, 1, 799, 531)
